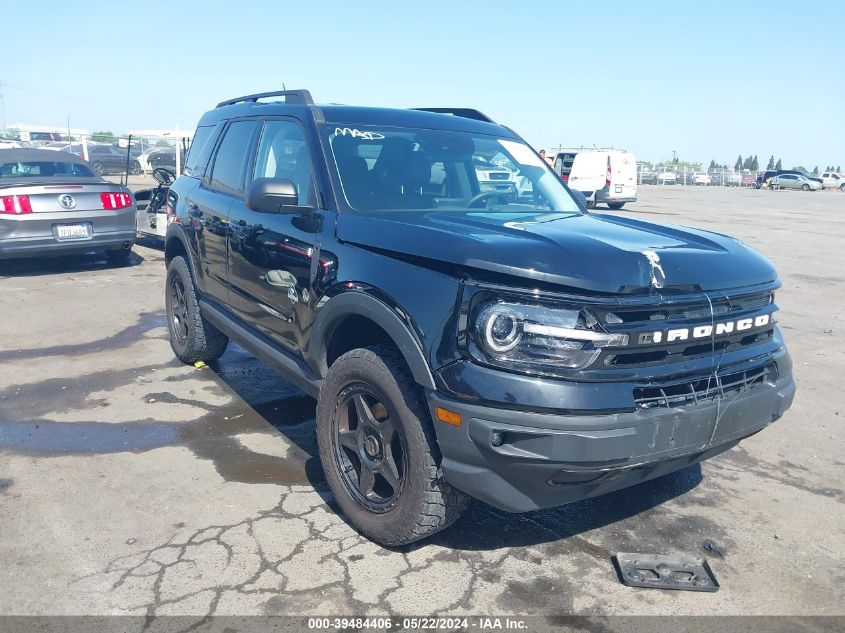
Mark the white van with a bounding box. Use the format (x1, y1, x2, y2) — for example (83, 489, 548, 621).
(565, 149, 637, 209)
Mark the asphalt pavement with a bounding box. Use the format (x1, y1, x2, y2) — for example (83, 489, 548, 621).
(0, 185, 843, 621)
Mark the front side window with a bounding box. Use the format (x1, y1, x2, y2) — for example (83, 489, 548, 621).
(253, 120, 315, 205)
(324, 125, 580, 216)
(208, 120, 258, 196)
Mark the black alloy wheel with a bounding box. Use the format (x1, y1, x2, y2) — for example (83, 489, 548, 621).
(333, 384, 406, 512)
(169, 274, 189, 345)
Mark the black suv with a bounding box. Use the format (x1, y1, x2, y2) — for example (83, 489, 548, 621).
(164, 90, 795, 545)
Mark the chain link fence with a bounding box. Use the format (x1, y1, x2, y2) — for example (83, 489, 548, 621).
(636, 163, 763, 188)
(0, 126, 192, 191)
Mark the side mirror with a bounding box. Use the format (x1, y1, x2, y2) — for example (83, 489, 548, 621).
(246, 178, 300, 213)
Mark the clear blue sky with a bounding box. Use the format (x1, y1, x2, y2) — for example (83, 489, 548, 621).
(2, 0, 842, 168)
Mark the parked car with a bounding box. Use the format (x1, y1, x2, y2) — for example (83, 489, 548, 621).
(756, 169, 824, 188)
(693, 172, 710, 185)
(673, 168, 696, 185)
(566, 149, 637, 209)
(638, 167, 656, 184)
(161, 89, 794, 545)
(40, 142, 72, 151)
(741, 173, 756, 187)
(147, 146, 187, 172)
(60, 143, 141, 176)
(474, 156, 518, 201)
(0, 148, 135, 260)
(656, 169, 677, 185)
(0, 140, 26, 150)
(820, 172, 845, 190)
(771, 173, 823, 191)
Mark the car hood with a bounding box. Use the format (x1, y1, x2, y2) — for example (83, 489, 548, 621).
(335, 210, 777, 294)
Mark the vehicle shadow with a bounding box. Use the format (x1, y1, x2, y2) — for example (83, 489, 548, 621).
(0, 249, 145, 278)
(208, 346, 704, 551)
(135, 235, 164, 251)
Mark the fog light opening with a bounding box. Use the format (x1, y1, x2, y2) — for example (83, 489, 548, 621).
(491, 431, 505, 447)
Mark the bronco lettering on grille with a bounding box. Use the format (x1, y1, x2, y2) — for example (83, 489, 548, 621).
(637, 314, 770, 345)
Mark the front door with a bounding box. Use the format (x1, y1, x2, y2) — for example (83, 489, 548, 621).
(227, 118, 320, 352)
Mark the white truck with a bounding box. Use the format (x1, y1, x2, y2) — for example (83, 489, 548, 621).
(565, 149, 637, 209)
(820, 172, 845, 190)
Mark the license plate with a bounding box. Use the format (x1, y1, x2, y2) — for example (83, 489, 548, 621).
(56, 223, 91, 240)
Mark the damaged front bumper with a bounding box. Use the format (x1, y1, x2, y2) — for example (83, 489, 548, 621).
(427, 350, 795, 513)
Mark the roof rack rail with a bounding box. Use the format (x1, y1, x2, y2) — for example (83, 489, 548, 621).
(216, 89, 314, 108)
(412, 108, 495, 123)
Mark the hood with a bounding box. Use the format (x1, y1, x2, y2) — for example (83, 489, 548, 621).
(335, 211, 777, 294)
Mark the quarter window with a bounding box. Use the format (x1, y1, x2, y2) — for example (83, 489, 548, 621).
(184, 125, 215, 177)
(209, 120, 258, 196)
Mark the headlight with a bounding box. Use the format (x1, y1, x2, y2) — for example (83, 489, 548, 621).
(472, 301, 628, 371)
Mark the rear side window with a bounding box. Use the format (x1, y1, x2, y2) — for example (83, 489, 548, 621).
(208, 120, 258, 196)
(184, 125, 217, 177)
(0, 161, 94, 178)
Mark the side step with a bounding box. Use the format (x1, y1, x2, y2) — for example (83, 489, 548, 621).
(199, 299, 322, 398)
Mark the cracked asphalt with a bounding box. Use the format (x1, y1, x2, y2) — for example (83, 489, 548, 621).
(0, 186, 843, 619)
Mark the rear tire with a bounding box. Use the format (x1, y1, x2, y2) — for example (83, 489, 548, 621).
(165, 255, 228, 364)
(840, 184, 845, 191)
(607, 202, 625, 210)
(316, 345, 468, 546)
(92, 161, 104, 175)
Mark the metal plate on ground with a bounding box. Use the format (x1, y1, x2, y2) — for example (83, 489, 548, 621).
(615, 552, 719, 592)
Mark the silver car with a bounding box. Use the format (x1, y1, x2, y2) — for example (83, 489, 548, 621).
(771, 173, 823, 191)
(0, 149, 136, 260)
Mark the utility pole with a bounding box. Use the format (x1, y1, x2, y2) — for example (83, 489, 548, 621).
(0, 81, 6, 132)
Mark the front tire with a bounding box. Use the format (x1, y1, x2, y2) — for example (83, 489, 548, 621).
(92, 161, 104, 175)
(607, 202, 625, 210)
(802, 184, 810, 191)
(165, 255, 228, 364)
(317, 346, 468, 546)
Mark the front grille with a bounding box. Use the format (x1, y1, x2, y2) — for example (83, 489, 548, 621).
(633, 363, 776, 409)
(608, 330, 775, 367)
(612, 291, 773, 324)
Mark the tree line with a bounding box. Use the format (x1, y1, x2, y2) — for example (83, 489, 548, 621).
(707, 155, 841, 174)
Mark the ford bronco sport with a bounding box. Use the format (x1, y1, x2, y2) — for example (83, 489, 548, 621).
(163, 90, 795, 545)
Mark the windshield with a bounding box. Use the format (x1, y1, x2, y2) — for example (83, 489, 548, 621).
(0, 160, 95, 178)
(325, 126, 581, 215)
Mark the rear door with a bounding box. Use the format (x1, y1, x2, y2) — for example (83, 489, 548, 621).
(568, 152, 606, 193)
(226, 117, 320, 352)
(187, 119, 260, 305)
(611, 152, 637, 199)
